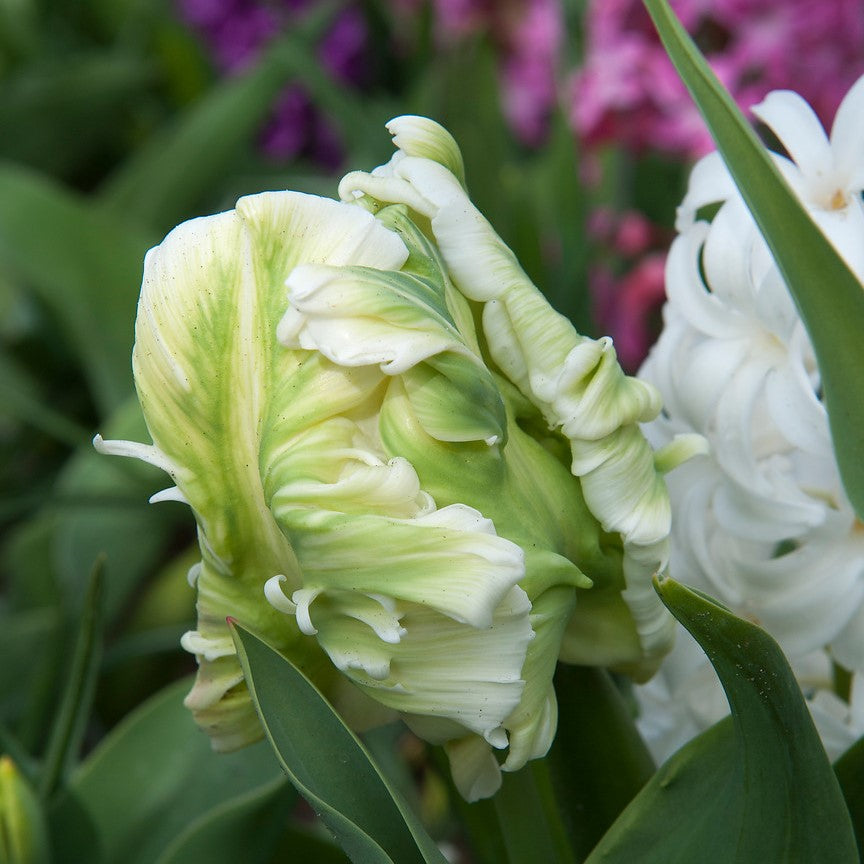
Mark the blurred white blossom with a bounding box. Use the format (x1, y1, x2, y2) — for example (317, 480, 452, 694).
(636, 74, 864, 762)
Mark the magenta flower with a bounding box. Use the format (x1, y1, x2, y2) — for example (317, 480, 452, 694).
(572, 0, 864, 158)
(592, 253, 667, 373)
(397, 0, 563, 146)
(589, 208, 669, 372)
(499, 0, 562, 146)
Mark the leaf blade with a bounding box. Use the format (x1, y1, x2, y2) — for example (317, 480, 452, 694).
(49, 678, 288, 864)
(230, 622, 448, 864)
(585, 576, 858, 863)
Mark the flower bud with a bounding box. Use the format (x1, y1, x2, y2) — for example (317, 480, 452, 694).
(97, 118, 677, 799)
(0, 757, 49, 864)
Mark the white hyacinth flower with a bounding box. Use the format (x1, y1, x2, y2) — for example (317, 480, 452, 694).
(636, 74, 864, 761)
(96, 116, 678, 800)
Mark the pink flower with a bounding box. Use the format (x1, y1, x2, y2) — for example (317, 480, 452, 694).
(571, 0, 864, 158)
(589, 208, 669, 371)
(409, 0, 564, 146)
(499, 0, 562, 146)
(593, 253, 667, 372)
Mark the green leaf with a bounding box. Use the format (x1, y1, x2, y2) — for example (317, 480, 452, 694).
(52, 397, 189, 624)
(0, 350, 90, 448)
(643, 0, 864, 519)
(266, 824, 350, 864)
(550, 665, 655, 860)
(49, 679, 288, 864)
(38, 557, 104, 800)
(97, 43, 295, 232)
(0, 608, 60, 729)
(0, 163, 154, 413)
(0, 54, 155, 180)
(585, 576, 859, 863)
(153, 776, 293, 864)
(230, 623, 448, 864)
(834, 736, 864, 853)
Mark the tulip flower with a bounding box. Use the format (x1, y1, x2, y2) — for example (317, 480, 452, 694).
(96, 115, 683, 799)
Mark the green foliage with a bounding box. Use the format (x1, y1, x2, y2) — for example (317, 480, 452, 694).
(49, 680, 292, 864)
(550, 666, 655, 859)
(586, 577, 859, 863)
(231, 623, 448, 864)
(2, 2, 863, 862)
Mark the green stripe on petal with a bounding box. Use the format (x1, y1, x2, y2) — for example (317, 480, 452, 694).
(401, 357, 507, 444)
(123, 191, 412, 748)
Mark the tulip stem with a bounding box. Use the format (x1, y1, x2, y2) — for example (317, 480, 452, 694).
(492, 758, 577, 864)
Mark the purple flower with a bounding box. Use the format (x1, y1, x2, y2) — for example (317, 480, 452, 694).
(258, 85, 315, 161)
(424, 0, 564, 146)
(174, 0, 374, 168)
(209, 4, 280, 72)
(319, 7, 370, 85)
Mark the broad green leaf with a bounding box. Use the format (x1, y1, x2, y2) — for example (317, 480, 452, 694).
(0, 163, 154, 412)
(586, 577, 858, 863)
(834, 736, 864, 853)
(0, 54, 155, 180)
(643, 0, 864, 519)
(154, 776, 293, 864)
(49, 679, 287, 864)
(549, 665, 655, 860)
(97, 41, 298, 232)
(0, 350, 91, 448)
(230, 623, 448, 864)
(266, 824, 350, 864)
(38, 558, 104, 800)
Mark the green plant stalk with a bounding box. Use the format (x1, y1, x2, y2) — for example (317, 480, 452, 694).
(37, 559, 104, 800)
(493, 759, 577, 864)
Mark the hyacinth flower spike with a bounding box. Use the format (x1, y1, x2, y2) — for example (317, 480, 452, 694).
(96, 116, 694, 800)
(636, 74, 864, 763)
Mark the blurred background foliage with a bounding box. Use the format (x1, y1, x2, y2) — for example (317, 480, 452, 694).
(1, 1, 862, 861)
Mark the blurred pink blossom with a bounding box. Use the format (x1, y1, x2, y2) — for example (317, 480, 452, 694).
(572, 0, 864, 157)
(499, 0, 562, 146)
(394, 0, 564, 146)
(589, 208, 669, 371)
(593, 253, 667, 372)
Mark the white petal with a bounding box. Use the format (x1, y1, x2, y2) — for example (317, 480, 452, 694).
(385, 115, 466, 185)
(752, 90, 832, 184)
(675, 151, 737, 232)
(444, 735, 503, 802)
(829, 73, 864, 189)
